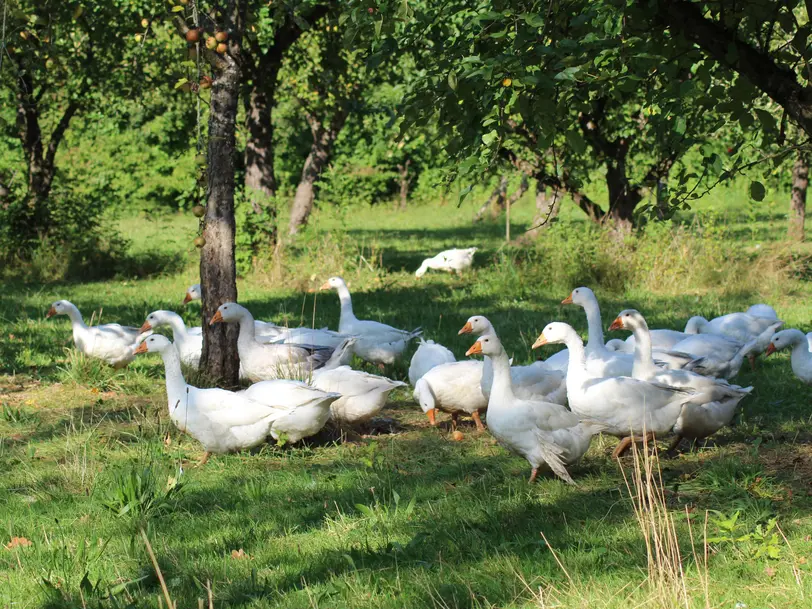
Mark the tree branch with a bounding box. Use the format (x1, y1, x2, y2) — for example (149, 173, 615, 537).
(172, 15, 229, 71)
(44, 102, 79, 175)
(645, 0, 812, 135)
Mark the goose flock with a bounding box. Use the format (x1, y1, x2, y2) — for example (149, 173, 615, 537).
(45, 260, 808, 482)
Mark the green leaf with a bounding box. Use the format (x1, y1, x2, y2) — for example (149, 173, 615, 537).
(554, 67, 579, 81)
(566, 130, 586, 154)
(749, 181, 766, 201)
(521, 13, 546, 28)
(674, 116, 686, 135)
(174, 78, 189, 89)
(482, 129, 498, 146)
(448, 71, 458, 91)
(171, 5, 185, 12)
(374, 17, 382, 38)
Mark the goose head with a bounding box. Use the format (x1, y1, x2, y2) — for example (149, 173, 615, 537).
(684, 316, 708, 334)
(458, 315, 493, 336)
(46, 300, 74, 319)
(141, 310, 179, 334)
(608, 309, 647, 334)
(320, 276, 346, 291)
(561, 286, 596, 307)
(532, 322, 577, 349)
(209, 302, 247, 325)
(183, 284, 202, 305)
(465, 334, 503, 357)
(765, 329, 807, 356)
(134, 334, 172, 355)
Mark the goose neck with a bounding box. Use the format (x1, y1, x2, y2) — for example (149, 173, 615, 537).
(65, 304, 87, 329)
(583, 300, 605, 350)
(236, 311, 257, 348)
(160, 345, 188, 408)
(336, 285, 355, 321)
(630, 323, 658, 379)
(487, 349, 515, 404)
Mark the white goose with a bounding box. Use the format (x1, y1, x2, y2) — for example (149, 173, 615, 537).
(415, 247, 477, 277)
(458, 315, 566, 405)
(669, 332, 760, 380)
(320, 277, 421, 365)
(408, 339, 456, 385)
(141, 310, 202, 367)
(413, 360, 486, 430)
(135, 335, 339, 461)
(466, 334, 601, 484)
(211, 303, 336, 380)
(183, 283, 294, 342)
(47, 300, 146, 368)
(766, 329, 812, 384)
(533, 322, 695, 458)
(609, 310, 752, 451)
(564, 287, 695, 376)
(312, 366, 406, 424)
(685, 309, 783, 363)
(623, 329, 688, 351)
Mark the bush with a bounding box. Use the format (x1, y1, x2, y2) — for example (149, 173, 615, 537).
(235, 188, 278, 276)
(0, 184, 130, 282)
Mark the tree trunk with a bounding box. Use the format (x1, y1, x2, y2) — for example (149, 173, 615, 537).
(288, 111, 347, 235)
(198, 0, 244, 387)
(14, 66, 79, 243)
(605, 164, 642, 232)
(790, 151, 808, 241)
(244, 83, 277, 200)
(398, 159, 411, 209)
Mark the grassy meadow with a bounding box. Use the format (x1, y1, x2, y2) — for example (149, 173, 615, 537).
(3, 183, 812, 608)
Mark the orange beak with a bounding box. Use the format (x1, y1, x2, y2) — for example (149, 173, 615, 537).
(532, 334, 548, 349)
(209, 310, 224, 325)
(182, 292, 193, 305)
(465, 341, 483, 356)
(458, 321, 473, 335)
(139, 321, 152, 334)
(134, 341, 149, 355)
(46, 306, 56, 319)
(319, 281, 331, 290)
(561, 295, 573, 305)
(765, 343, 777, 356)
(426, 409, 437, 426)
(608, 317, 624, 332)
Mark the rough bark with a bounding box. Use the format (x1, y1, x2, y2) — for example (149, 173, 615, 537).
(397, 159, 411, 209)
(244, 83, 277, 199)
(790, 151, 808, 242)
(645, 0, 812, 136)
(175, 3, 244, 386)
(288, 110, 348, 235)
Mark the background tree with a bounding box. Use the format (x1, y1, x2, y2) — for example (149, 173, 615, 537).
(2, 0, 159, 250)
(285, 17, 367, 235)
(173, 0, 245, 385)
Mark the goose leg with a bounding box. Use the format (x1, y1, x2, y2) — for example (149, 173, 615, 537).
(748, 354, 757, 370)
(665, 435, 683, 456)
(451, 412, 459, 432)
(528, 468, 539, 483)
(612, 436, 633, 458)
(198, 451, 211, 466)
(471, 410, 485, 432)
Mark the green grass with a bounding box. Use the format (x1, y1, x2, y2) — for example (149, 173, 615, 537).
(3, 185, 812, 608)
